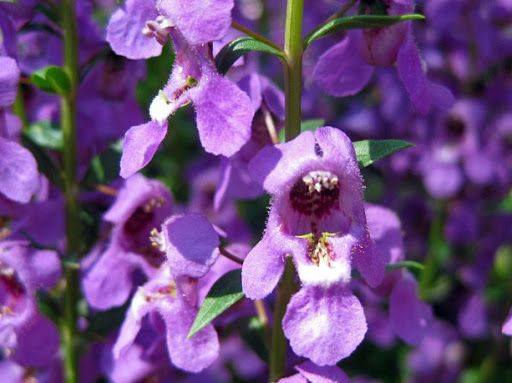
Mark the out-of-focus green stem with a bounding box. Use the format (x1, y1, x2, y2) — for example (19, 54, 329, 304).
(60, 0, 81, 382)
(268, 1, 304, 381)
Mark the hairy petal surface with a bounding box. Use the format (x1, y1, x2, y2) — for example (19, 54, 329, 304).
(158, 0, 233, 45)
(0, 137, 39, 204)
(283, 285, 367, 366)
(120, 121, 168, 178)
(106, 0, 162, 59)
(191, 73, 253, 157)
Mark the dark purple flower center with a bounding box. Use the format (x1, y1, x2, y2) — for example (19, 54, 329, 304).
(290, 170, 340, 220)
(123, 197, 167, 267)
(445, 116, 466, 142)
(0, 264, 26, 316)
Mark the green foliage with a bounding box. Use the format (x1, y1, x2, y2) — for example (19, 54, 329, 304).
(215, 37, 285, 75)
(31, 66, 72, 95)
(188, 269, 244, 338)
(304, 14, 425, 46)
(25, 121, 63, 150)
(353, 139, 414, 168)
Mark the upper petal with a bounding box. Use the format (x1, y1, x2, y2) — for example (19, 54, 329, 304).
(120, 121, 168, 178)
(191, 72, 253, 157)
(283, 285, 367, 366)
(389, 274, 432, 345)
(397, 30, 431, 114)
(0, 137, 39, 204)
(158, 0, 233, 45)
(106, 0, 163, 59)
(0, 56, 19, 107)
(162, 214, 220, 279)
(313, 31, 374, 97)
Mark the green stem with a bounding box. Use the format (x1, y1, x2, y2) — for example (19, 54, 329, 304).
(60, 1, 81, 382)
(269, 259, 296, 381)
(283, 0, 304, 141)
(268, 1, 304, 380)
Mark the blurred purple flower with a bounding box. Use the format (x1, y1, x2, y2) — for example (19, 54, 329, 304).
(0, 241, 61, 367)
(82, 175, 173, 310)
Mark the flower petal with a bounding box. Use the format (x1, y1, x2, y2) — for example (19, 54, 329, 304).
(12, 313, 60, 367)
(397, 30, 431, 114)
(192, 73, 253, 157)
(0, 56, 20, 107)
(162, 214, 220, 278)
(295, 361, 349, 383)
(0, 137, 39, 204)
(283, 285, 367, 365)
(158, 0, 233, 45)
(161, 299, 219, 372)
(389, 274, 432, 345)
(242, 233, 286, 300)
(106, 0, 162, 59)
(313, 31, 373, 97)
(120, 121, 168, 178)
(82, 245, 136, 310)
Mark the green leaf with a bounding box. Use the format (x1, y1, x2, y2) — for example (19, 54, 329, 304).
(279, 118, 325, 142)
(353, 139, 413, 168)
(215, 37, 285, 75)
(386, 260, 425, 273)
(188, 269, 244, 338)
(31, 66, 71, 95)
(25, 121, 63, 150)
(239, 317, 269, 363)
(305, 14, 425, 46)
(83, 143, 122, 186)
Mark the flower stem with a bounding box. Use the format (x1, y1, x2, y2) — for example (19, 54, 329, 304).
(268, 2, 304, 380)
(60, 1, 81, 382)
(283, 0, 304, 141)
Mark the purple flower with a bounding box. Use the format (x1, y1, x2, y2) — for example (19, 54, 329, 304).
(502, 308, 512, 336)
(242, 127, 386, 365)
(120, 32, 253, 178)
(0, 56, 39, 204)
(215, 73, 285, 209)
(113, 268, 219, 373)
(82, 175, 173, 310)
(0, 241, 61, 367)
(278, 361, 348, 383)
(365, 204, 432, 346)
(313, 0, 454, 114)
(106, 0, 233, 60)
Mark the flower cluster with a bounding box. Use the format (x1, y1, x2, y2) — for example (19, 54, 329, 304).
(0, 0, 510, 382)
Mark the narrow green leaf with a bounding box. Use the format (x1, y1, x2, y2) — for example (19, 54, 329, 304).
(386, 260, 425, 273)
(82, 143, 121, 187)
(215, 37, 285, 75)
(25, 121, 63, 150)
(353, 139, 413, 168)
(305, 14, 425, 46)
(31, 66, 71, 95)
(188, 269, 244, 338)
